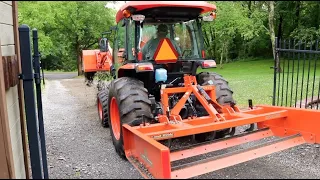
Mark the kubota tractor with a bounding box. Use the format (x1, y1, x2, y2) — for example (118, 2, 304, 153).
(91, 1, 320, 179)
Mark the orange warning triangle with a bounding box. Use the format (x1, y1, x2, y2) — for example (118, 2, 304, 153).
(154, 38, 178, 63)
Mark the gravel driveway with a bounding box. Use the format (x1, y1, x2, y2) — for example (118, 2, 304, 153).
(43, 78, 320, 179)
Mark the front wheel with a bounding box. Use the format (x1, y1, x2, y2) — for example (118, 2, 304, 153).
(108, 77, 153, 159)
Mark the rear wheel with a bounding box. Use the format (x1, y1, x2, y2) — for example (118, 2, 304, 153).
(108, 77, 153, 159)
(195, 72, 236, 142)
(97, 82, 110, 127)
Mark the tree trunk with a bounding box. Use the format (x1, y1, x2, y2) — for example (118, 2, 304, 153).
(219, 43, 225, 69)
(315, 2, 320, 28)
(209, 26, 215, 58)
(295, 1, 300, 28)
(210, 26, 215, 52)
(276, 15, 283, 73)
(203, 29, 209, 48)
(214, 31, 217, 59)
(77, 52, 83, 76)
(76, 39, 83, 76)
(248, 1, 252, 18)
(269, 1, 281, 73)
(268, 1, 275, 60)
(219, 51, 223, 69)
(277, 15, 283, 46)
(225, 45, 229, 63)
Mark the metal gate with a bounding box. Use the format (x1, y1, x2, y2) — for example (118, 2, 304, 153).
(19, 25, 48, 179)
(272, 37, 320, 110)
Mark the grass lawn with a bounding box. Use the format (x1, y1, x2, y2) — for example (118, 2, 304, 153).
(198, 59, 275, 109)
(199, 58, 320, 109)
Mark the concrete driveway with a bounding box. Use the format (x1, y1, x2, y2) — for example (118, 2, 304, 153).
(43, 72, 78, 80)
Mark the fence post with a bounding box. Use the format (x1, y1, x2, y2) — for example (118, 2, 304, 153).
(19, 24, 44, 179)
(32, 28, 49, 179)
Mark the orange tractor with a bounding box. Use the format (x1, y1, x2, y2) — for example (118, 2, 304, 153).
(85, 1, 320, 179)
(82, 31, 118, 85)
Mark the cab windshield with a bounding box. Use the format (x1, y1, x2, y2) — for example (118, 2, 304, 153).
(127, 18, 204, 61)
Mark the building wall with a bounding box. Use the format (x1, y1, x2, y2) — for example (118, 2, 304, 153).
(0, 1, 26, 178)
(0, 1, 15, 56)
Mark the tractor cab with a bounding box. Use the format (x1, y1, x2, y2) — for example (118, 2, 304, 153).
(111, 1, 217, 80)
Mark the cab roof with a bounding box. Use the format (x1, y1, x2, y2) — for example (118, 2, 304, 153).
(115, 1, 216, 23)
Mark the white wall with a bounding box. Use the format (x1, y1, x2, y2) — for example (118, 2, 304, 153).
(0, 1, 26, 178)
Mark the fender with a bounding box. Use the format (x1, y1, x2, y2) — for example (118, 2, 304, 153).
(198, 60, 217, 69)
(117, 63, 154, 78)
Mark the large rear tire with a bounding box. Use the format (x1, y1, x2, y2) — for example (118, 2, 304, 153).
(108, 77, 153, 159)
(195, 72, 236, 142)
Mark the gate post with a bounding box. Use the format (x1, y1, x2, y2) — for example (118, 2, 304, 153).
(18, 24, 44, 179)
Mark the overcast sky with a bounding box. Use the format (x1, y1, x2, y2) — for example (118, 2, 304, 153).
(105, 1, 128, 10)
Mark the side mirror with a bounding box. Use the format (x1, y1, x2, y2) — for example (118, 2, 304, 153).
(203, 12, 216, 22)
(99, 38, 109, 52)
(109, 26, 117, 31)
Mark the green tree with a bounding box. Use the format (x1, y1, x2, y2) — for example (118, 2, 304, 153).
(18, 1, 116, 73)
(203, 1, 268, 66)
(18, 1, 56, 58)
(51, 1, 116, 75)
(18, 1, 320, 71)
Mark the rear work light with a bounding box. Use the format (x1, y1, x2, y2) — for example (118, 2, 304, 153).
(135, 63, 154, 72)
(201, 60, 217, 68)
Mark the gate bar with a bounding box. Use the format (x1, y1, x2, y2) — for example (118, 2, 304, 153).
(276, 49, 320, 54)
(33, 29, 49, 179)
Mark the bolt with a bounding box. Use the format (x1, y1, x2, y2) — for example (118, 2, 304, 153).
(142, 114, 146, 126)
